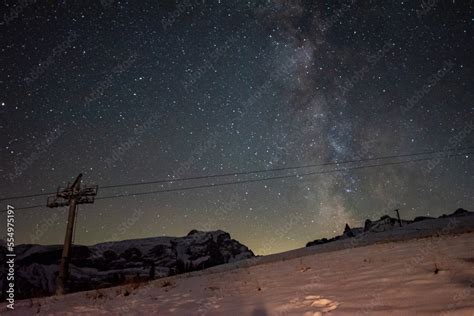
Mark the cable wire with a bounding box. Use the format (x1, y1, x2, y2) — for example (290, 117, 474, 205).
(3, 150, 471, 212)
(1, 145, 472, 202)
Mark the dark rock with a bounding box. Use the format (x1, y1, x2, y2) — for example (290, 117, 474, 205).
(343, 224, 355, 237)
(121, 247, 142, 261)
(306, 238, 329, 247)
(453, 208, 470, 216)
(187, 229, 199, 236)
(413, 216, 435, 222)
(306, 208, 472, 249)
(364, 219, 373, 232)
(439, 208, 472, 218)
(103, 250, 118, 262)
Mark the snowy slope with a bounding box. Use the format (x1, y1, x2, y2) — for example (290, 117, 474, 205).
(4, 233, 474, 316)
(306, 208, 472, 248)
(0, 212, 474, 316)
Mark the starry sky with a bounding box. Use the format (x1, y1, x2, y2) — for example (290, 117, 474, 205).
(1, 0, 473, 255)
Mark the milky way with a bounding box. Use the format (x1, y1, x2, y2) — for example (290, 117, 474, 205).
(1, 1, 473, 254)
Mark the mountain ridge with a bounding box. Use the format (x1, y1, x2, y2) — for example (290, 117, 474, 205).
(306, 208, 472, 247)
(0, 229, 254, 299)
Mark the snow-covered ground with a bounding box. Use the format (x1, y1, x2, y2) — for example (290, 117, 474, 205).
(3, 228, 474, 315)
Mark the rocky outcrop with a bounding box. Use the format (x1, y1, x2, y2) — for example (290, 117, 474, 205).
(413, 216, 435, 222)
(438, 208, 471, 218)
(306, 208, 473, 248)
(0, 230, 254, 299)
(363, 215, 412, 232)
(343, 224, 354, 237)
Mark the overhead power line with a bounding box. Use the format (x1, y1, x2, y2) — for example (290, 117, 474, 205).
(1, 145, 473, 203)
(100, 145, 474, 190)
(96, 150, 473, 200)
(0, 191, 57, 202)
(3, 150, 471, 213)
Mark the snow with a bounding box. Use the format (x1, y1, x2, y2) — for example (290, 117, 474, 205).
(3, 226, 474, 315)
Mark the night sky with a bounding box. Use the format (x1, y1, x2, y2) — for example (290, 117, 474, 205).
(1, 0, 473, 255)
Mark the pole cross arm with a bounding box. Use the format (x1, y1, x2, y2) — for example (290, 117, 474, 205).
(47, 196, 69, 208)
(81, 185, 99, 197)
(77, 195, 96, 205)
(47, 185, 98, 208)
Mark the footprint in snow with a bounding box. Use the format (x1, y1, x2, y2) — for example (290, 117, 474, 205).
(304, 295, 339, 315)
(279, 295, 339, 315)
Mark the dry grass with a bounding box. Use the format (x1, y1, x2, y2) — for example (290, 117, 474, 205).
(160, 280, 174, 288)
(86, 289, 105, 300)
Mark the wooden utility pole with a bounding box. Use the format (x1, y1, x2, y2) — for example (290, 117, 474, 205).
(47, 173, 98, 295)
(394, 209, 402, 227)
